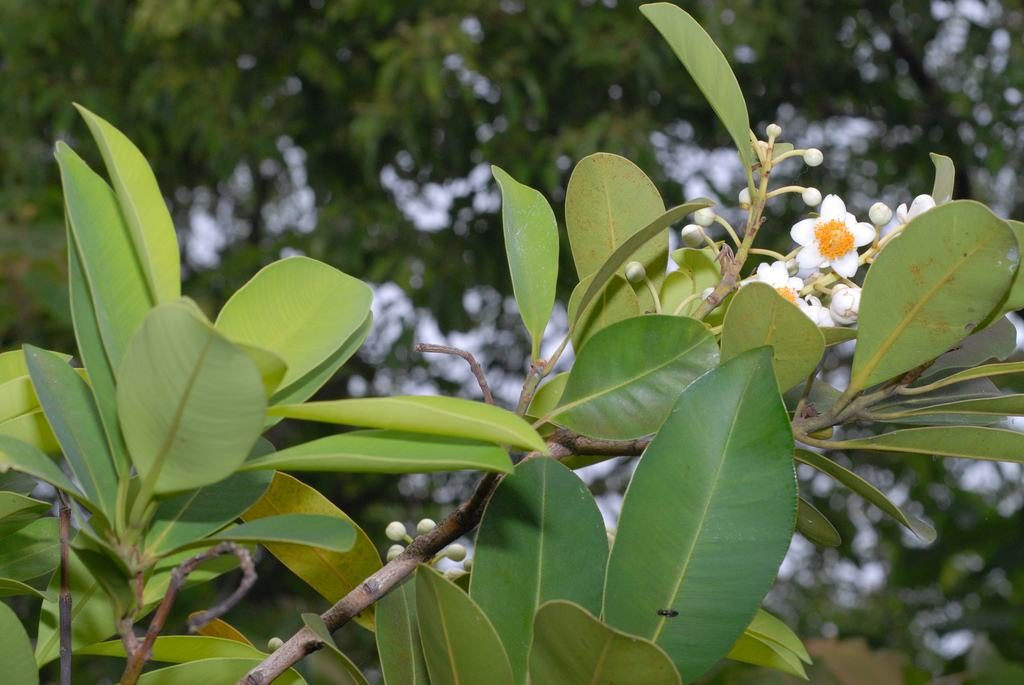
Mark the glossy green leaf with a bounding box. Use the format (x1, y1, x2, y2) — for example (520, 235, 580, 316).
(241, 472, 380, 631)
(529, 600, 681, 685)
(302, 613, 371, 685)
(930, 152, 955, 204)
(144, 469, 274, 557)
(0, 518, 59, 581)
(722, 283, 825, 391)
(747, 608, 811, 664)
(906, 360, 1024, 396)
(796, 496, 841, 547)
(74, 104, 180, 303)
(0, 350, 32, 382)
(24, 345, 118, 521)
(55, 142, 153, 367)
(795, 449, 935, 542)
(80, 635, 266, 661)
(136, 658, 304, 685)
(872, 394, 1024, 420)
(0, 491, 48, 521)
(0, 577, 53, 600)
(924, 314, 1016, 378)
(470, 459, 608, 683)
(215, 257, 372, 399)
(236, 342, 289, 397)
(641, 3, 753, 169)
(662, 247, 720, 316)
(997, 220, 1024, 316)
(0, 411, 60, 454)
(118, 302, 266, 494)
(416, 564, 515, 685)
(0, 375, 41, 423)
(819, 426, 1024, 464)
(821, 327, 857, 345)
(570, 201, 711, 331)
(0, 435, 85, 503)
(270, 396, 546, 453)
(0, 602, 38, 685)
(546, 315, 719, 440)
(603, 348, 796, 681)
(525, 372, 568, 423)
(177, 513, 355, 553)
(377, 578, 430, 685)
(727, 631, 807, 679)
(242, 430, 513, 474)
(192, 616, 253, 645)
(567, 274, 640, 351)
(850, 201, 1018, 393)
(492, 166, 558, 357)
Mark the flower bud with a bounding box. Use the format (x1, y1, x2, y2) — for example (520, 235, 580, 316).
(267, 637, 284, 651)
(386, 544, 405, 562)
(785, 259, 799, 275)
(869, 202, 893, 226)
(680, 224, 704, 247)
(828, 284, 861, 325)
(624, 261, 647, 283)
(462, 556, 473, 571)
(738, 188, 751, 206)
(385, 521, 407, 542)
(803, 148, 824, 167)
(416, 518, 437, 535)
(442, 543, 467, 562)
(766, 123, 782, 139)
(693, 207, 716, 227)
(801, 187, 822, 207)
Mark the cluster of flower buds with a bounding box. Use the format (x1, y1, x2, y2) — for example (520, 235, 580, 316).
(384, 518, 468, 565)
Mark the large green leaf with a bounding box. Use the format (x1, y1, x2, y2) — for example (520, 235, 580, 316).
(997, 220, 1024, 316)
(74, 104, 180, 304)
(136, 658, 304, 685)
(603, 348, 796, 681)
(0, 375, 41, 423)
(0, 350, 31, 382)
(241, 472, 380, 631)
(722, 283, 825, 391)
(416, 565, 515, 685)
(905, 360, 1024, 396)
(930, 152, 955, 204)
(179, 513, 355, 553)
(79, 635, 267, 662)
(640, 3, 753, 169)
(470, 459, 608, 684)
(924, 314, 1016, 378)
(872, 394, 1024, 420)
(545, 315, 718, 440)
(0, 435, 86, 505)
(796, 496, 840, 548)
(850, 201, 1018, 393)
(0, 577, 53, 600)
(215, 257, 372, 398)
(528, 600, 681, 685)
(567, 274, 640, 351)
(746, 608, 811, 664)
(270, 396, 546, 453)
(525, 372, 568, 422)
(24, 345, 118, 522)
(0, 602, 38, 685)
(377, 578, 430, 685)
(242, 430, 513, 474)
(492, 166, 558, 357)
(0, 518, 59, 581)
(55, 142, 153, 367)
(302, 613, 371, 685)
(795, 449, 936, 542)
(0, 491, 48, 521)
(0, 412, 60, 455)
(817, 426, 1024, 464)
(727, 631, 807, 679)
(117, 302, 266, 495)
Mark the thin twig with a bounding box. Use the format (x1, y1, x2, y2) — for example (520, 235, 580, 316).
(57, 491, 72, 685)
(415, 343, 494, 404)
(120, 543, 256, 685)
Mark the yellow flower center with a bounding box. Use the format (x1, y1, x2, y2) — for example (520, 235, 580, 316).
(814, 219, 855, 261)
(776, 287, 798, 303)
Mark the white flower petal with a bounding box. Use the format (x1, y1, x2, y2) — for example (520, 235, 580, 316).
(831, 251, 860, 278)
(851, 222, 876, 247)
(791, 218, 817, 246)
(796, 245, 825, 269)
(820, 194, 846, 220)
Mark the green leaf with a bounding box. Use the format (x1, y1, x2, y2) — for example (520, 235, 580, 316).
(416, 564, 515, 685)
(570, 200, 712, 332)
(241, 472, 381, 631)
(0, 601, 38, 685)
(525, 372, 568, 423)
(377, 578, 430, 685)
(177, 513, 356, 553)
(0, 375, 41, 423)
(74, 104, 180, 304)
(722, 283, 825, 391)
(930, 152, 955, 204)
(270, 396, 546, 453)
(470, 459, 608, 683)
(79, 635, 266, 661)
(906, 360, 1024, 396)
(603, 348, 796, 681)
(0, 350, 32, 382)
(144, 469, 274, 557)
(546, 315, 719, 440)
(136, 658, 305, 685)
(215, 257, 372, 399)
(236, 342, 289, 397)
(796, 496, 841, 547)
(818, 426, 1024, 464)
(0, 435, 86, 504)
(872, 394, 1024, 420)
(727, 631, 807, 679)
(117, 302, 266, 494)
(302, 613, 371, 685)
(242, 430, 513, 474)
(850, 201, 1018, 393)
(0, 491, 49, 521)
(821, 327, 857, 346)
(24, 345, 118, 522)
(662, 247, 720, 316)
(746, 608, 811, 664)
(567, 274, 640, 351)
(492, 166, 559, 357)
(997, 220, 1024, 316)
(640, 3, 753, 169)
(0, 577, 53, 600)
(924, 314, 1016, 378)
(0, 412, 60, 455)
(795, 449, 935, 543)
(529, 600, 681, 685)
(55, 142, 153, 367)
(0, 518, 59, 581)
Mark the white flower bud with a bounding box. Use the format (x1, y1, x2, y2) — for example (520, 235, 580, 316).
(624, 261, 647, 283)
(416, 518, 437, 535)
(386, 544, 405, 562)
(828, 284, 861, 325)
(267, 637, 284, 651)
(801, 187, 822, 207)
(462, 556, 473, 571)
(693, 207, 716, 227)
(869, 202, 893, 226)
(444, 569, 466, 582)
(785, 259, 799, 275)
(738, 188, 751, 206)
(803, 148, 824, 167)
(385, 521, 407, 542)
(766, 123, 782, 139)
(442, 543, 467, 562)
(680, 224, 704, 247)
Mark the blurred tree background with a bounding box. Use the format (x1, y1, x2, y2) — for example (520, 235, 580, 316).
(2, 1, 1024, 682)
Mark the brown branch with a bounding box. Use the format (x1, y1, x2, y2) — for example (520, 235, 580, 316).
(57, 492, 72, 685)
(415, 343, 495, 404)
(547, 428, 650, 460)
(120, 543, 256, 685)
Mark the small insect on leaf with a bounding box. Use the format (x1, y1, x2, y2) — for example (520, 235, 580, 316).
(656, 609, 679, 617)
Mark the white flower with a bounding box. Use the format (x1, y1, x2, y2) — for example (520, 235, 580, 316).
(803, 148, 824, 167)
(385, 521, 407, 542)
(694, 207, 716, 227)
(799, 295, 835, 327)
(868, 202, 892, 226)
(895, 194, 936, 224)
(801, 187, 822, 207)
(829, 284, 861, 325)
(681, 223, 705, 247)
(752, 261, 805, 304)
(790, 194, 875, 278)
